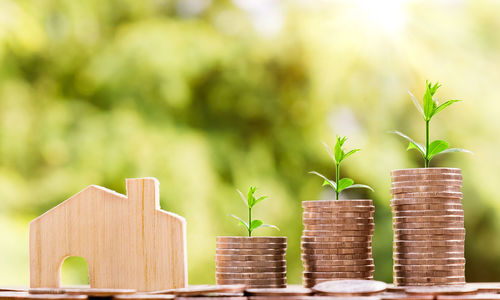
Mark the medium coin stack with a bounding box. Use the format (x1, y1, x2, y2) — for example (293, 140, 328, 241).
(391, 168, 466, 286)
(215, 236, 287, 288)
(301, 200, 375, 288)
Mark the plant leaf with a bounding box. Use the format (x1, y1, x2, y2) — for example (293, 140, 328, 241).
(236, 189, 247, 207)
(390, 130, 426, 157)
(408, 90, 424, 117)
(337, 178, 354, 193)
(432, 148, 472, 156)
(423, 86, 434, 121)
(249, 219, 263, 231)
(247, 186, 256, 208)
(343, 149, 360, 161)
(309, 171, 337, 191)
(322, 141, 335, 162)
(334, 136, 347, 163)
(253, 196, 268, 206)
(259, 224, 280, 231)
(343, 184, 374, 192)
(431, 100, 461, 117)
(229, 214, 249, 230)
(427, 140, 449, 160)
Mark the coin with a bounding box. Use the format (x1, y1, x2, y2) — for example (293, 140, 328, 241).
(465, 283, 500, 293)
(391, 168, 461, 176)
(303, 258, 373, 266)
(394, 240, 464, 247)
(393, 222, 464, 229)
(391, 191, 463, 199)
(396, 234, 466, 241)
(391, 198, 462, 206)
(394, 251, 464, 259)
(304, 224, 375, 231)
(216, 248, 286, 255)
(303, 271, 373, 279)
(303, 212, 373, 218)
(394, 258, 465, 265)
(65, 289, 136, 296)
(216, 254, 285, 261)
(394, 264, 465, 271)
(216, 243, 286, 249)
(216, 266, 286, 273)
(216, 272, 287, 279)
(392, 174, 463, 181)
(216, 278, 286, 285)
(312, 279, 387, 295)
(28, 289, 66, 295)
(304, 206, 375, 213)
(391, 180, 462, 187)
(394, 276, 465, 284)
(215, 260, 287, 268)
(303, 218, 374, 225)
(245, 286, 313, 296)
(393, 216, 464, 223)
(1, 293, 87, 300)
(301, 253, 372, 260)
(216, 236, 286, 243)
(391, 186, 462, 194)
(301, 241, 371, 249)
(395, 269, 465, 277)
(393, 228, 466, 235)
(115, 295, 176, 300)
(301, 236, 371, 243)
(302, 200, 374, 207)
(391, 204, 463, 211)
(302, 247, 371, 255)
(381, 294, 434, 300)
(304, 265, 374, 272)
(404, 286, 477, 295)
(302, 230, 374, 237)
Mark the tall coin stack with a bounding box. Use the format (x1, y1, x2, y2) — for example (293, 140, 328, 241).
(391, 168, 466, 286)
(215, 236, 287, 288)
(301, 200, 375, 288)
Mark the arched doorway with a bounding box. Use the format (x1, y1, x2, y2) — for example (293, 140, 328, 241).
(60, 256, 89, 286)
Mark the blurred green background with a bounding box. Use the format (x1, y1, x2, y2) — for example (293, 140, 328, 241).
(1, 0, 500, 286)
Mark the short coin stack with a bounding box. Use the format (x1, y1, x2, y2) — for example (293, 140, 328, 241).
(391, 168, 466, 286)
(301, 200, 375, 288)
(215, 236, 287, 288)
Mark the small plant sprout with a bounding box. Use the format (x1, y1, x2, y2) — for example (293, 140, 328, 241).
(392, 81, 471, 168)
(310, 136, 374, 200)
(229, 186, 279, 237)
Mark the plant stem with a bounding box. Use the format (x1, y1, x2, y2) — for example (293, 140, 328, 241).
(335, 162, 340, 200)
(248, 206, 252, 237)
(425, 119, 430, 168)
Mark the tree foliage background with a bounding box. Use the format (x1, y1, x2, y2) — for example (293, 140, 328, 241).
(1, 0, 500, 285)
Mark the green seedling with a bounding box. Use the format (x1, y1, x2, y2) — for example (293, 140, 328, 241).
(392, 81, 471, 167)
(310, 136, 374, 200)
(230, 186, 279, 237)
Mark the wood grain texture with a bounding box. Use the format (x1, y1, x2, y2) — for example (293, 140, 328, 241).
(30, 178, 187, 292)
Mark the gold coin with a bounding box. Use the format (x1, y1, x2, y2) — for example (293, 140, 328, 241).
(216, 254, 285, 261)
(302, 200, 373, 207)
(216, 272, 287, 279)
(391, 204, 463, 211)
(303, 271, 373, 279)
(304, 224, 375, 231)
(394, 240, 464, 247)
(303, 212, 373, 218)
(393, 277, 465, 285)
(217, 237, 287, 243)
(391, 186, 462, 194)
(391, 180, 462, 187)
(391, 168, 461, 176)
(395, 269, 465, 277)
(391, 198, 462, 206)
(302, 230, 374, 237)
(393, 252, 464, 259)
(392, 174, 463, 182)
(393, 216, 464, 223)
(392, 222, 464, 229)
(303, 218, 374, 225)
(394, 264, 465, 271)
(215, 260, 287, 268)
(216, 242, 286, 249)
(304, 206, 375, 213)
(302, 247, 371, 255)
(216, 266, 286, 273)
(302, 258, 374, 266)
(395, 234, 466, 241)
(304, 265, 375, 272)
(301, 253, 372, 260)
(394, 209, 464, 217)
(216, 248, 285, 255)
(394, 258, 465, 265)
(301, 241, 371, 249)
(394, 228, 466, 235)
(391, 191, 463, 199)
(302, 236, 371, 243)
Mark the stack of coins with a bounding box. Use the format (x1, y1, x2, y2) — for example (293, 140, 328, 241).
(301, 200, 375, 288)
(215, 236, 287, 288)
(391, 168, 466, 286)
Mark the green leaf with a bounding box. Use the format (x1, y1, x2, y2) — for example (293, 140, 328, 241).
(390, 130, 426, 157)
(236, 189, 247, 207)
(334, 136, 347, 163)
(427, 140, 449, 160)
(431, 100, 461, 117)
(432, 148, 472, 156)
(253, 196, 268, 207)
(249, 219, 263, 231)
(322, 141, 335, 162)
(343, 184, 374, 192)
(229, 214, 249, 230)
(247, 186, 257, 208)
(259, 224, 280, 231)
(423, 87, 435, 121)
(337, 178, 354, 193)
(309, 171, 337, 191)
(343, 149, 360, 161)
(408, 91, 424, 117)
(428, 81, 441, 95)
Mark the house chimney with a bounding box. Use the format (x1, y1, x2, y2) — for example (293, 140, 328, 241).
(126, 178, 160, 213)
